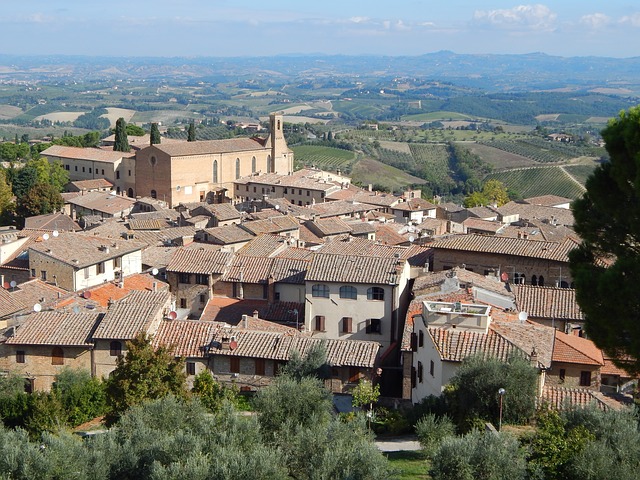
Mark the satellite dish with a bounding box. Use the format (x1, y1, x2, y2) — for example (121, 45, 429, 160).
(518, 311, 528, 323)
(151, 268, 159, 276)
(408, 235, 415, 243)
(42, 233, 50, 241)
(33, 303, 42, 312)
(275, 205, 280, 210)
(500, 272, 509, 282)
(167, 311, 177, 320)
(83, 291, 92, 299)
(9, 280, 17, 288)
(52, 230, 59, 237)
(72, 306, 81, 314)
(109, 190, 117, 196)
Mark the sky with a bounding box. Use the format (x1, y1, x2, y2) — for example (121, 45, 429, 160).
(2, 1, 640, 58)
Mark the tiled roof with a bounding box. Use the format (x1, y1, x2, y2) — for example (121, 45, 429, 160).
(318, 236, 407, 258)
(306, 217, 352, 236)
(3, 278, 69, 312)
(270, 257, 309, 284)
(392, 198, 437, 212)
(239, 215, 299, 235)
(375, 224, 408, 246)
(351, 191, 400, 207)
(92, 290, 171, 340)
(221, 256, 274, 284)
(152, 320, 218, 357)
(166, 248, 232, 274)
(429, 327, 525, 363)
(6, 311, 101, 346)
(127, 218, 169, 231)
(346, 221, 376, 235)
(524, 195, 572, 207)
(298, 224, 324, 245)
(540, 386, 626, 411)
(498, 201, 574, 227)
(81, 273, 169, 308)
(401, 299, 423, 351)
(201, 224, 255, 245)
(42, 145, 134, 162)
(65, 191, 136, 215)
(428, 234, 577, 262)
(513, 285, 583, 321)
(311, 200, 380, 218)
(413, 267, 513, 298)
(199, 297, 304, 324)
(272, 246, 313, 261)
(235, 169, 341, 193)
(148, 137, 266, 156)
(462, 217, 504, 233)
(23, 213, 81, 232)
(306, 253, 403, 284)
(141, 246, 179, 269)
(235, 234, 288, 257)
(0, 288, 27, 318)
(491, 321, 554, 368)
(29, 232, 145, 269)
(190, 203, 242, 221)
(67, 178, 113, 190)
(467, 206, 499, 219)
(552, 331, 604, 366)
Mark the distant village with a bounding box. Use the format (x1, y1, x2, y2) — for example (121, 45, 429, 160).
(0, 112, 632, 412)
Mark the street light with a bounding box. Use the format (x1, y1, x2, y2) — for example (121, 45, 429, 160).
(498, 388, 506, 431)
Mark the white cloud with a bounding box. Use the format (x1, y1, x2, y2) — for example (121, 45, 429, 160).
(580, 13, 611, 29)
(620, 12, 640, 28)
(473, 4, 557, 31)
(349, 17, 370, 24)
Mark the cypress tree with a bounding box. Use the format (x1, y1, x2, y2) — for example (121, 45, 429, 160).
(187, 122, 196, 142)
(113, 117, 130, 152)
(150, 123, 161, 145)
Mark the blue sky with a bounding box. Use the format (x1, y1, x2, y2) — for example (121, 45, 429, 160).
(3, 1, 639, 58)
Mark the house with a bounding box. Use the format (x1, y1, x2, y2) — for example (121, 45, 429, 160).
(28, 232, 144, 292)
(65, 178, 114, 193)
(0, 310, 102, 391)
(546, 331, 604, 390)
(91, 290, 173, 379)
(23, 213, 81, 232)
(391, 198, 437, 225)
(178, 203, 242, 227)
(135, 113, 293, 207)
(62, 191, 136, 220)
(239, 215, 300, 239)
(512, 284, 583, 331)
(523, 195, 572, 210)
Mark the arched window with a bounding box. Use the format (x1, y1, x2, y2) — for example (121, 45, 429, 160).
(531, 275, 538, 286)
(267, 155, 272, 173)
(519, 274, 526, 285)
(367, 287, 385, 301)
(116, 186, 121, 195)
(339, 285, 357, 299)
(127, 188, 133, 198)
(560, 281, 569, 288)
(110, 341, 122, 357)
(235, 158, 240, 179)
(251, 156, 256, 173)
(150, 189, 157, 199)
(312, 284, 330, 298)
(538, 275, 545, 287)
(213, 160, 218, 183)
(51, 347, 64, 366)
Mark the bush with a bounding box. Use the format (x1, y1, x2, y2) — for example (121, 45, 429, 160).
(415, 414, 455, 455)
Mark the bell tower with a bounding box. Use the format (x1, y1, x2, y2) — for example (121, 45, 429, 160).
(269, 112, 293, 174)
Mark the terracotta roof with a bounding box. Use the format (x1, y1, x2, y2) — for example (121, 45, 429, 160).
(601, 356, 637, 377)
(346, 221, 376, 235)
(6, 311, 101, 346)
(306, 253, 403, 284)
(23, 213, 81, 232)
(462, 217, 504, 233)
(0, 288, 28, 318)
(498, 201, 574, 227)
(491, 321, 554, 368)
(127, 218, 169, 231)
(166, 248, 232, 274)
(152, 320, 218, 357)
(221, 256, 274, 284)
(392, 198, 436, 212)
(298, 223, 324, 245)
(318, 236, 407, 258)
(239, 215, 299, 235)
(351, 191, 400, 207)
(306, 217, 352, 236)
(147, 137, 266, 156)
(524, 195, 572, 207)
(467, 206, 499, 219)
(428, 327, 525, 363)
(67, 178, 113, 190)
(311, 200, 380, 218)
(234, 234, 289, 257)
(141, 246, 179, 269)
(65, 191, 136, 215)
(191, 203, 242, 221)
(92, 290, 171, 340)
(201, 224, 255, 245)
(29, 232, 144, 269)
(270, 257, 309, 284)
(513, 285, 583, 321)
(552, 331, 604, 366)
(375, 224, 409, 246)
(428, 234, 577, 263)
(272, 246, 313, 261)
(42, 145, 134, 162)
(540, 386, 626, 411)
(200, 297, 304, 324)
(3, 278, 69, 312)
(81, 273, 169, 308)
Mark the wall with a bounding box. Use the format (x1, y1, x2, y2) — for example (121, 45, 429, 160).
(546, 362, 601, 390)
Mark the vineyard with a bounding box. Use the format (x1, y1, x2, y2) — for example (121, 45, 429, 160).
(479, 139, 572, 163)
(165, 125, 232, 141)
(409, 143, 451, 186)
(563, 164, 597, 186)
(377, 147, 416, 172)
(350, 158, 426, 193)
(291, 145, 357, 171)
(485, 167, 586, 199)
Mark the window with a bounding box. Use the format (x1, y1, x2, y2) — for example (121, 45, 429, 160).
(312, 284, 330, 298)
(339, 285, 357, 299)
(314, 316, 326, 332)
(252, 156, 256, 173)
(298, 189, 302, 195)
(82, 167, 85, 173)
(283, 188, 288, 194)
(538, 275, 545, 287)
(367, 287, 384, 301)
(559, 368, 566, 382)
(349, 367, 360, 383)
(212, 159, 218, 183)
(366, 318, 382, 334)
(114, 257, 121, 269)
(230, 357, 240, 373)
(195, 273, 208, 285)
(235, 158, 240, 179)
(84, 267, 90, 279)
(531, 275, 538, 286)
(342, 317, 352, 334)
(75, 166, 78, 172)
(199, 294, 206, 304)
(127, 188, 133, 197)
(179, 272, 190, 284)
(128, 169, 131, 176)
(65, 165, 69, 170)
(430, 360, 435, 377)
(97, 262, 105, 274)
(255, 358, 265, 375)
(41, 270, 47, 281)
(102, 169, 105, 175)
(150, 189, 157, 199)
(30, 268, 35, 277)
(110, 341, 122, 357)
(186, 362, 196, 376)
(16, 351, 25, 364)
(418, 361, 423, 383)
(24, 379, 34, 394)
(116, 171, 120, 179)
(267, 155, 272, 173)
(410, 333, 418, 352)
(89, 168, 92, 173)
(580, 371, 591, 387)
(419, 330, 424, 347)
(51, 347, 64, 366)
(180, 298, 187, 309)
(253, 186, 257, 193)
(306, 190, 310, 196)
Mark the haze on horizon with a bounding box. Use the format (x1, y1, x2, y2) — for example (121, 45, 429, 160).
(2, 1, 639, 59)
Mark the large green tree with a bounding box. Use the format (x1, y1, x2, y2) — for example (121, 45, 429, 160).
(569, 106, 640, 373)
(187, 122, 196, 142)
(105, 333, 186, 424)
(113, 117, 130, 152)
(150, 122, 161, 145)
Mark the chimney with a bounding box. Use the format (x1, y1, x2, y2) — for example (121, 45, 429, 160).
(253, 310, 259, 319)
(530, 347, 538, 367)
(152, 282, 157, 293)
(242, 314, 250, 328)
(368, 184, 373, 192)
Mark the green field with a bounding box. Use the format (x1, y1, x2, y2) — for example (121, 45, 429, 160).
(485, 166, 586, 199)
(459, 142, 536, 169)
(563, 164, 597, 186)
(402, 111, 475, 122)
(409, 143, 451, 185)
(386, 451, 430, 479)
(292, 145, 358, 171)
(351, 157, 427, 193)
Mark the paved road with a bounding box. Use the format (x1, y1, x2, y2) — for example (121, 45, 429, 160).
(375, 435, 421, 452)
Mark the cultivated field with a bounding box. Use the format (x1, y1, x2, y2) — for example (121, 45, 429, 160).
(292, 145, 357, 171)
(0, 105, 23, 120)
(34, 111, 85, 122)
(402, 111, 475, 122)
(485, 166, 586, 199)
(130, 109, 201, 125)
(102, 108, 136, 126)
(563, 164, 597, 186)
(351, 157, 427, 193)
(460, 142, 537, 169)
(378, 141, 411, 153)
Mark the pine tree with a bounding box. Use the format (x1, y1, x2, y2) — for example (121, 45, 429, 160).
(113, 117, 130, 152)
(150, 122, 161, 145)
(187, 122, 196, 142)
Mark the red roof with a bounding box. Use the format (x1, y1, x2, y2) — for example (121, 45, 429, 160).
(552, 331, 604, 366)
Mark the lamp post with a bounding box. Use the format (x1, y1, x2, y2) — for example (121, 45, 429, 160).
(498, 388, 506, 431)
